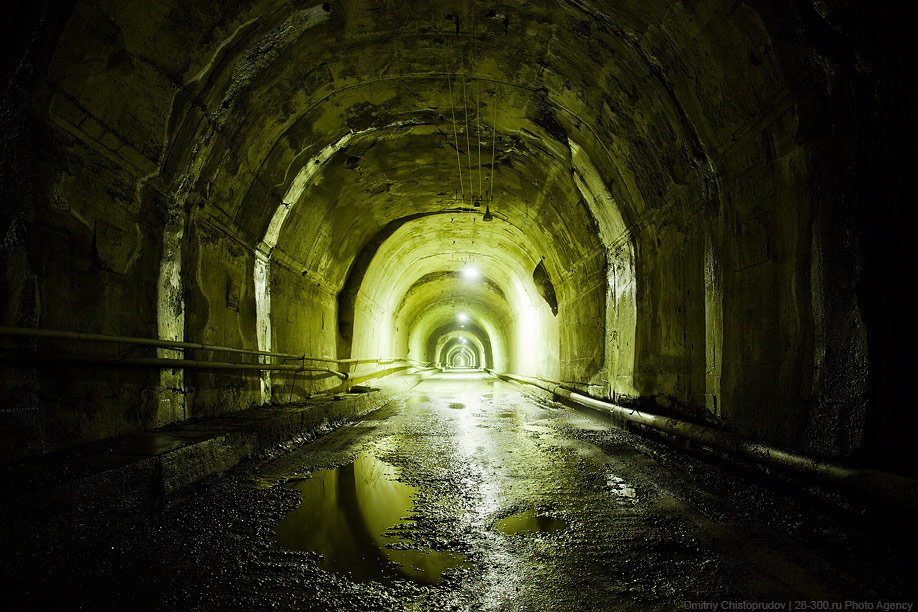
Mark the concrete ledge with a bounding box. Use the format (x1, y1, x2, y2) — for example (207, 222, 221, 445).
(0, 370, 429, 519)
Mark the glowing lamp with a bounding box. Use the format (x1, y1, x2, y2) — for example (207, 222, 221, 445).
(461, 266, 479, 280)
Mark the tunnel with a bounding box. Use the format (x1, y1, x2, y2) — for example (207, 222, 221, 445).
(0, 1, 912, 609)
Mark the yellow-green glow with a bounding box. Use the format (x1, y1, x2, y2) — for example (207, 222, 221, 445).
(346, 214, 559, 375)
(274, 450, 465, 584)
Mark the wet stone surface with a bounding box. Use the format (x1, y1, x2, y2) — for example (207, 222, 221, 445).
(494, 509, 568, 535)
(2, 371, 917, 610)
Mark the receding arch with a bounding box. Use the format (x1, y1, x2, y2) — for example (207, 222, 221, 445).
(446, 346, 477, 369)
(436, 330, 489, 371)
(427, 322, 493, 370)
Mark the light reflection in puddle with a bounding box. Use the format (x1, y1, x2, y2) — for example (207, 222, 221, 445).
(273, 452, 465, 584)
(495, 509, 568, 535)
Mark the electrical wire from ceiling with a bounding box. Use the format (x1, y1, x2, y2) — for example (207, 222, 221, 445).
(489, 91, 497, 202)
(474, 2, 486, 237)
(484, 89, 497, 222)
(459, 1, 474, 207)
(470, 0, 497, 224)
(449, 0, 496, 226)
(446, 64, 465, 204)
(475, 79, 482, 205)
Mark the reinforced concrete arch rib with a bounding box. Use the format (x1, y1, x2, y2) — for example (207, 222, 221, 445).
(167, 2, 698, 400)
(420, 311, 503, 371)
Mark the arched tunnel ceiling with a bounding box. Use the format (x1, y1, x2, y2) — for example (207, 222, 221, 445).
(46, 0, 817, 346)
(42, 0, 820, 280)
(160, 0, 764, 281)
(362, 215, 544, 313)
(273, 125, 601, 294)
(396, 271, 512, 330)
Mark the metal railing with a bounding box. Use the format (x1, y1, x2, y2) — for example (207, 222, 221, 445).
(0, 326, 433, 380)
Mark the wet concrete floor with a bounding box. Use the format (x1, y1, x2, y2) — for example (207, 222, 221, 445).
(2, 371, 916, 610)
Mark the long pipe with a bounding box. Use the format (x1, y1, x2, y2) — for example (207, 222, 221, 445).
(0, 325, 298, 358)
(4, 354, 348, 379)
(0, 326, 427, 366)
(489, 370, 918, 513)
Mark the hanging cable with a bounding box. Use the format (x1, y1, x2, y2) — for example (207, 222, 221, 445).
(472, 1, 483, 205)
(446, 63, 465, 203)
(490, 89, 498, 203)
(461, 65, 474, 204)
(459, 1, 474, 205)
(475, 80, 482, 205)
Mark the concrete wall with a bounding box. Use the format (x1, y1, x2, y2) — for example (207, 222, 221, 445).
(557, 252, 607, 391)
(0, 0, 905, 471)
(269, 263, 340, 402)
(184, 215, 262, 417)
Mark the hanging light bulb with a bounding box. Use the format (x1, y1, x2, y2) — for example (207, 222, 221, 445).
(482, 204, 493, 222)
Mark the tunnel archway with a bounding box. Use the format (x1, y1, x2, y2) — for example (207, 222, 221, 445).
(339, 211, 559, 377)
(1, 0, 906, 473)
(444, 344, 477, 369)
(428, 322, 494, 371)
(436, 331, 488, 371)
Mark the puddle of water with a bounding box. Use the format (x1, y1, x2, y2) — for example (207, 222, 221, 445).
(448, 402, 465, 409)
(495, 509, 568, 535)
(273, 452, 465, 584)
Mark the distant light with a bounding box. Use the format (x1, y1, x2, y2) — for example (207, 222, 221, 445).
(461, 266, 479, 280)
(459, 337, 467, 344)
(457, 312, 469, 323)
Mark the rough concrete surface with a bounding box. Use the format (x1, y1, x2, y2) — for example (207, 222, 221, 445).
(2, 0, 910, 474)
